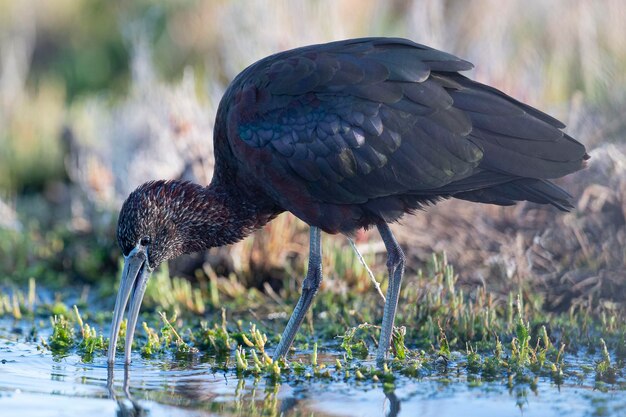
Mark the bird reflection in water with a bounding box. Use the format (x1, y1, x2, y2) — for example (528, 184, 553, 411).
(107, 365, 401, 417)
(107, 367, 146, 417)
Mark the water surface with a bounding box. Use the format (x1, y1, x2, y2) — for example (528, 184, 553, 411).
(1, 319, 623, 417)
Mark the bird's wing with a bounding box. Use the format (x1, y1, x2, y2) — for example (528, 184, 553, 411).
(225, 37, 586, 206)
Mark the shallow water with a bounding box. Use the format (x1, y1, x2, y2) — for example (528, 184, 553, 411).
(1, 319, 624, 417)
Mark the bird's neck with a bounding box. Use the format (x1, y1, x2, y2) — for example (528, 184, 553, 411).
(178, 180, 277, 253)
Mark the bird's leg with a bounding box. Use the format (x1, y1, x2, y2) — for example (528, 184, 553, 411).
(376, 222, 405, 363)
(273, 226, 322, 360)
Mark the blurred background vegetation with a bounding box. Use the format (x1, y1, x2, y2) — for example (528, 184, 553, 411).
(0, 0, 624, 312)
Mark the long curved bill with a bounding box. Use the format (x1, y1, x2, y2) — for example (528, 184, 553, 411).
(107, 246, 152, 366)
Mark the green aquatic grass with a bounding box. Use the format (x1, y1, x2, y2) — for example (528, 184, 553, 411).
(340, 323, 374, 360)
(47, 315, 74, 353)
(140, 322, 161, 357)
(73, 305, 106, 361)
(2, 253, 624, 391)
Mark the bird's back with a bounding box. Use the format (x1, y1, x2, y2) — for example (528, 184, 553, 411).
(211, 38, 588, 233)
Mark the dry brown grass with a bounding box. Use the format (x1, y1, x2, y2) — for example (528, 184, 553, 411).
(385, 140, 624, 312)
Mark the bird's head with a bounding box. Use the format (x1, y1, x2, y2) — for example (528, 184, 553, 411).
(116, 181, 183, 270)
(108, 180, 205, 365)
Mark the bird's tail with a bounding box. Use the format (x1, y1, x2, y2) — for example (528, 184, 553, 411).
(453, 178, 574, 211)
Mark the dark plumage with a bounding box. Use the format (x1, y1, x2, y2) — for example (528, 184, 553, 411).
(108, 37, 589, 366)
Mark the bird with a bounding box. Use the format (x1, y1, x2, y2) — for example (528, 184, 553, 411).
(106, 37, 589, 366)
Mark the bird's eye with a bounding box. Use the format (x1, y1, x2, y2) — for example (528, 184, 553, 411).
(140, 236, 151, 246)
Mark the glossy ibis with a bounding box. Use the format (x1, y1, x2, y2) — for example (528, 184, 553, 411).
(107, 37, 588, 366)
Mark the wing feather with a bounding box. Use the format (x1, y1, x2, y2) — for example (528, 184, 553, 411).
(222, 37, 587, 215)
